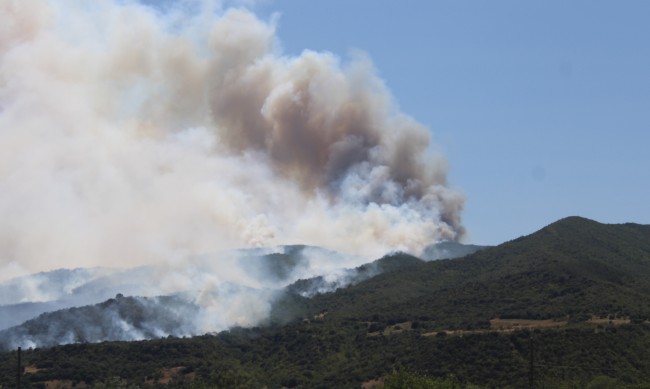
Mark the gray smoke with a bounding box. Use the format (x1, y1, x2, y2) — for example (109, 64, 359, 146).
(0, 246, 377, 348)
(0, 294, 203, 350)
(0, 0, 465, 340)
(0, 243, 490, 348)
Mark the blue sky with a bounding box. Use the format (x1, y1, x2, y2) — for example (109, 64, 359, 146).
(251, 0, 650, 245)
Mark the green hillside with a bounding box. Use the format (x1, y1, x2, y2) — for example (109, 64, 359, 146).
(2, 216, 650, 388)
(304, 216, 650, 330)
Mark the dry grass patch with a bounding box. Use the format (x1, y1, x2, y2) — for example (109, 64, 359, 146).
(25, 365, 42, 374)
(367, 321, 412, 336)
(588, 316, 630, 325)
(490, 318, 567, 331)
(361, 377, 385, 388)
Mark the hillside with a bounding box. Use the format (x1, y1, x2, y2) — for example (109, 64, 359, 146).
(2, 217, 650, 388)
(0, 295, 202, 351)
(304, 216, 650, 330)
(1, 245, 485, 351)
(0, 245, 369, 350)
(421, 241, 488, 261)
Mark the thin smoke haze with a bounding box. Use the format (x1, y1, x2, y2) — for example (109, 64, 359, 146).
(0, 1, 464, 281)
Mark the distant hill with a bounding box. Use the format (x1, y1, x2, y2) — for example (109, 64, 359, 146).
(0, 246, 418, 350)
(421, 241, 489, 261)
(0, 295, 201, 351)
(0, 245, 361, 337)
(0, 266, 186, 331)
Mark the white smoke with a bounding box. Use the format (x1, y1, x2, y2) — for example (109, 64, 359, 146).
(0, 0, 464, 281)
(0, 246, 383, 348)
(0, 0, 465, 341)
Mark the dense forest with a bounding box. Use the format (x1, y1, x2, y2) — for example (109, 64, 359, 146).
(3, 322, 650, 388)
(2, 216, 650, 388)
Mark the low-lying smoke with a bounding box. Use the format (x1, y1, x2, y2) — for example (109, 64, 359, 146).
(0, 246, 381, 348)
(0, 0, 465, 341)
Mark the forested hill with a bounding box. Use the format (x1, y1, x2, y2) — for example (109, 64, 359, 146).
(303, 216, 650, 329)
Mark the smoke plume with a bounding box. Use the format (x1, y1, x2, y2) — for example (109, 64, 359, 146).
(0, 1, 464, 280)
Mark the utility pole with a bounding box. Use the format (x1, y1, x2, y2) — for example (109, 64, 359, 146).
(16, 346, 22, 389)
(529, 336, 534, 389)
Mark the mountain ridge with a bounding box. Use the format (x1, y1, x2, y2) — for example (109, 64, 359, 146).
(0, 243, 488, 350)
(301, 216, 650, 327)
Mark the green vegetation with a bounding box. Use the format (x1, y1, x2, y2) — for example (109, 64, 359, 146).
(383, 370, 477, 389)
(1, 216, 650, 388)
(303, 217, 650, 331)
(3, 324, 650, 388)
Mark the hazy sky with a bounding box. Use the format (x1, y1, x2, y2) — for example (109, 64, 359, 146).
(253, 0, 650, 245)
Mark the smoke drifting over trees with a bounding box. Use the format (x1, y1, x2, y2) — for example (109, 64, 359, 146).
(0, 2, 464, 283)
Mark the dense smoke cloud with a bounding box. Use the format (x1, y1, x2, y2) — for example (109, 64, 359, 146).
(0, 0, 464, 281)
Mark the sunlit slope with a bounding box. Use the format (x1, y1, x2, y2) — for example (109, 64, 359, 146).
(306, 216, 650, 329)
